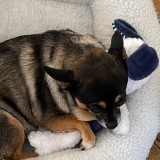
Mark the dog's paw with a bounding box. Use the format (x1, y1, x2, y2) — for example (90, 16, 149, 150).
(112, 104, 130, 135)
(113, 119, 130, 135)
(80, 134, 95, 150)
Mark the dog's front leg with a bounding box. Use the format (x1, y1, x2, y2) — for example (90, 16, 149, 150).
(45, 114, 95, 150)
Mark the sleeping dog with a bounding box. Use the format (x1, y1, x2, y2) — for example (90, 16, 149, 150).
(0, 30, 128, 160)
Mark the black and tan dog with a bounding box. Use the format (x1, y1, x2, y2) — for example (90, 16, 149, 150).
(0, 29, 128, 160)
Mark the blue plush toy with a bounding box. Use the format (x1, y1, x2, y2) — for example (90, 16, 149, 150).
(28, 19, 159, 155)
(88, 19, 159, 133)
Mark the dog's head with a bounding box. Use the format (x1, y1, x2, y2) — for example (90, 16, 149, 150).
(45, 31, 128, 129)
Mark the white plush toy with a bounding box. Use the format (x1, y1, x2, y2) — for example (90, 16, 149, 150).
(28, 19, 159, 156)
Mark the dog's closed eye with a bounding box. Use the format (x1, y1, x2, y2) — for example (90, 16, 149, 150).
(114, 94, 126, 108)
(87, 103, 106, 114)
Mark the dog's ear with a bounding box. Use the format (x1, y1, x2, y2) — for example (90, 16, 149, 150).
(44, 66, 74, 89)
(108, 31, 126, 60)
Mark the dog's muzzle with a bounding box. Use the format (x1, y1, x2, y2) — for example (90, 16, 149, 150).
(105, 119, 118, 129)
(96, 107, 121, 129)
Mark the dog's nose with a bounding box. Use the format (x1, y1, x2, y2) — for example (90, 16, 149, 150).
(106, 120, 118, 129)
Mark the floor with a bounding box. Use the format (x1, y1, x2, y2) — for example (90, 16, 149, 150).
(147, 0, 160, 159)
(147, 133, 160, 160)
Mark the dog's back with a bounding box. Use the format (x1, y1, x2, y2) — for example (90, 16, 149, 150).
(0, 32, 64, 133)
(0, 35, 40, 133)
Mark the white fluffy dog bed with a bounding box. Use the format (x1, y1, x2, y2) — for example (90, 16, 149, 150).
(0, 0, 160, 160)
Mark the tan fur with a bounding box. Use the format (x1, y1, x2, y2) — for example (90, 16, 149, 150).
(0, 99, 35, 134)
(0, 110, 38, 160)
(45, 114, 96, 149)
(73, 99, 96, 121)
(57, 81, 70, 89)
(99, 101, 107, 109)
(73, 107, 96, 121)
(115, 95, 121, 103)
(45, 73, 70, 113)
(75, 99, 88, 109)
(123, 47, 128, 60)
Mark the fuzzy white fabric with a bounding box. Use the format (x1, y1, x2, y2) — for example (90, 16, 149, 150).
(29, 131, 82, 156)
(0, 0, 93, 42)
(124, 38, 144, 58)
(126, 76, 150, 95)
(0, 0, 160, 160)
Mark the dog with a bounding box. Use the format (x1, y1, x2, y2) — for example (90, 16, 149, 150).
(0, 29, 128, 160)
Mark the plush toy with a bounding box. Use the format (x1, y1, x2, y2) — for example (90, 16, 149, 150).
(28, 19, 159, 156)
(113, 19, 159, 95)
